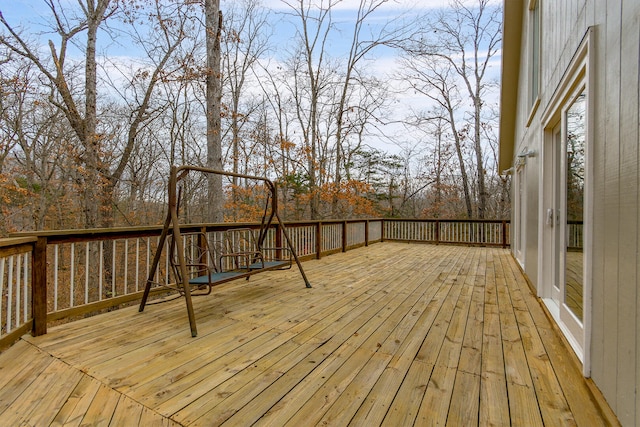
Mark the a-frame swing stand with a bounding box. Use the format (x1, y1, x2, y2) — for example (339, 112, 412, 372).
(138, 165, 311, 337)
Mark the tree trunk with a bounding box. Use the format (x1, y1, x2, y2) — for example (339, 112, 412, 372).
(206, 1, 224, 223)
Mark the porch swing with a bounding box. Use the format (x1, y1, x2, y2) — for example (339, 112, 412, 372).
(138, 165, 311, 337)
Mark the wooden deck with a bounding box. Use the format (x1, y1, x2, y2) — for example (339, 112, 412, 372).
(0, 243, 617, 426)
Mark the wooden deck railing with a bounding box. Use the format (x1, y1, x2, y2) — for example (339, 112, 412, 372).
(0, 218, 508, 346)
(384, 218, 510, 247)
(0, 236, 40, 346)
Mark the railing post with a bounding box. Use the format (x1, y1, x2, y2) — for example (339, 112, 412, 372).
(364, 220, 369, 247)
(32, 236, 47, 336)
(381, 219, 385, 242)
(316, 222, 322, 259)
(435, 220, 440, 245)
(342, 221, 348, 252)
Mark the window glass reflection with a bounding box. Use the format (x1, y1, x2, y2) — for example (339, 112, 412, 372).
(565, 91, 585, 321)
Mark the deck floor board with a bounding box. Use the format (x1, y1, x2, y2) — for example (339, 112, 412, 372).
(0, 243, 617, 426)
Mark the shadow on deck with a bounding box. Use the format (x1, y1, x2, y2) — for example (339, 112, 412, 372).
(0, 243, 617, 426)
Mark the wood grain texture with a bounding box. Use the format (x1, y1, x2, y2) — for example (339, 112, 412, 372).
(0, 243, 617, 425)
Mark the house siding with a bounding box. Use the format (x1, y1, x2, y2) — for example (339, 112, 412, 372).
(505, 1, 640, 425)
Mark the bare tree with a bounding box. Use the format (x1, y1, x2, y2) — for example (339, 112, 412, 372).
(1, 0, 117, 227)
(220, 0, 271, 215)
(0, 59, 73, 231)
(205, 0, 223, 222)
(400, 0, 501, 218)
(102, 0, 197, 226)
(401, 57, 474, 218)
(280, 0, 337, 219)
(1, 0, 198, 227)
(329, 0, 414, 216)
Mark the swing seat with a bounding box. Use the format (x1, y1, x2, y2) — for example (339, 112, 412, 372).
(223, 228, 292, 272)
(168, 230, 292, 296)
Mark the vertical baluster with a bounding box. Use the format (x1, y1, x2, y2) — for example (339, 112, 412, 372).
(307, 226, 311, 255)
(53, 245, 59, 311)
(328, 224, 332, 251)
(23, 254, 29, 322)
(0, 258, 5, 335)
(136, 238, 140, 292)
(99, 241, 103, 301)
(112, 240, 116, 298)
(146, 237, 151, 283)
(333, 224, 337, 249)
(354, 223, 357, 245)
(322, 225, 333, 251)
(7, 256, 14, 331)
(353, 223, 356, 245)
(351, 223, 354, 246)
(165, 238, 170, 285)
(331, 224, 334, 250)
(70, 243, 75, 307)
(324, 225, 328, 252)
(124, 239, 129, 295)
(325, 225, 328, 251)
(15, 255, 22, 326)
(85, 242, 90, 304)
(331, 224, 334, 249)
(328, 225, 331, 249)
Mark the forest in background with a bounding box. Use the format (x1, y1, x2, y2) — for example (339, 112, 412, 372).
(0, 0, 509, 236)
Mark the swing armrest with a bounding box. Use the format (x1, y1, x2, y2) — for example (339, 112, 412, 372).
(219, 251, 263, 271)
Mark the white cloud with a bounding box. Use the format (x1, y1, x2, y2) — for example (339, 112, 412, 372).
(261, 0, 501, 12)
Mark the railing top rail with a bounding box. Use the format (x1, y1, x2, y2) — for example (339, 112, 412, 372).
(386, 218, 508, 224)
(8, 223, 268, 244)
(7, 219, 386, 243)
(0, 236, 38, 248)
(6, 217, 510, 245)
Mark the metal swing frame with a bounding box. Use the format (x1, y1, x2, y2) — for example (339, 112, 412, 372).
(138, 165, 311, 337)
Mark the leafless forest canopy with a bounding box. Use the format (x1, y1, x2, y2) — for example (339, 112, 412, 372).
(0, 0, 510, 235)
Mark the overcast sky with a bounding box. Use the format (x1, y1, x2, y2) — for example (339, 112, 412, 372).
(1, 0, 503, 154)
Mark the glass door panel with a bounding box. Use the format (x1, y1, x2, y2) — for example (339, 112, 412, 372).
(564, 91, 586, 322)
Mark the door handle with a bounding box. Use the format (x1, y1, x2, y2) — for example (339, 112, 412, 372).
(546, 208, 554, 226)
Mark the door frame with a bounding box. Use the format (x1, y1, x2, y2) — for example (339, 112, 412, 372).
(539, 28, 594, 376)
